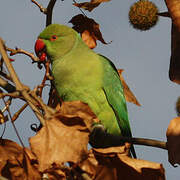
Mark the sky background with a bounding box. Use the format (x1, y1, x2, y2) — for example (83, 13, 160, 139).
(0, 0, 179, 179)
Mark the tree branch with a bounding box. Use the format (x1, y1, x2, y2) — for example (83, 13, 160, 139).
(0, 77, 16, 93)
(11, 103, 28, 122)
(123, 137, 167, 150)
(31, 0, 47, 14)
(6, 47, 39, 62)
(31, 0, 57, 26)
(89, 125, 167, 150)
(46, 0, 57, 26)
(0, 38, 45, 126)
(0, 40, 23, 90)
(157, 11, 171, 18)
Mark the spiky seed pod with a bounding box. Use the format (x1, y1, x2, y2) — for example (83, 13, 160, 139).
(129, 0, 159, 31)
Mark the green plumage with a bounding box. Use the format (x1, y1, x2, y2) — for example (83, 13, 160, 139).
(37, 24, 136, 157)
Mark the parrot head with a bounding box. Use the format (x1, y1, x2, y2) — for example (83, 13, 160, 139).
(35, 24, 77, 62)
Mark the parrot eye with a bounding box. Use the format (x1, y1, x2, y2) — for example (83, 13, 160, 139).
(50, 35, 58, 41)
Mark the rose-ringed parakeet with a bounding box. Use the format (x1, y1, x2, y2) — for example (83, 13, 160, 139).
(35, 24, 136, 158)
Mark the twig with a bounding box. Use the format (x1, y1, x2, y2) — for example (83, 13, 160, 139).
(31, 0, 47, 14)
(72, 0, 87, 17)
(1, 98, 12, 113)
(0, 71, 12, 82)
(36, 60, 53, 97)
(46, 0, 57, 26)
(30, 90, 56, 118)
(45, 60, 53, 80)
(124, 137, 167, 150)
(0, 92, 17, 99)
(0, 120, 7, 138)
(6, 47, 39, 62)
(31, 0, 57, 26)
(0, 77, 16, 93)
(2, 97, 25, 147)
(157, 11, 171, 18)
(90, 126, 167, 150)
(0, 41, 24, 90)
(0, 38, 45, 126)
(12, 103, 28, 122)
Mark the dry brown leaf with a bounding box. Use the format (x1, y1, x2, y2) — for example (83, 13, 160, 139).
(93, 145, 129, 156)
(73, 0, 111, 12)
(29, 101, 96, 172)
(82, 30, 97, 49)
(166, 117, 180, 166)
(43, 165, 66, 180)
(0, 139, 23, 175)
(79, 148, 165, 180)
(69, 14, 108, 48)
(118, 69, 141, 106)
(165, 0, 180, 31)
(60, 101, 99, 129)
(0, 139, 40, 180)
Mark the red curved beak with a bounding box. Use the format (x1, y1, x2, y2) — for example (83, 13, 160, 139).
(34, 39, 47, 61)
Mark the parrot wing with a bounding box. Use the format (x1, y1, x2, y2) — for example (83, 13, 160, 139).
(99, 54, 136, 158)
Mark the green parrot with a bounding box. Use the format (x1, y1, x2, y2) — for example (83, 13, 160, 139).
(35, 24, 136, 158)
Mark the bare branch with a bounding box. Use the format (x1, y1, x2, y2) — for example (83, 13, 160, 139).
(0, 38, 45, 125)
(0, 71, 12, 82)
(45, 60, 54, 80)
(1, 98, 12, 113)
(31, 0, 47, 14)
(0, 77, 16, 93)
(31, 0, 57, 26)
(72, 0, 87, 17)
(46, 0, 57, 26)
(30, 90, 56, 118)
(90, 126, 167, 150)
(0, 92, 20, 99)
(11, 103, 28, 122)
(157, 11, 171, 18)
(0, 40, 24, 90)
(124, 137, 167, 150)
(6, 47, 39, 62)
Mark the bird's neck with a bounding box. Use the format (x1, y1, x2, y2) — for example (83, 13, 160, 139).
(52, 34, 91, 66)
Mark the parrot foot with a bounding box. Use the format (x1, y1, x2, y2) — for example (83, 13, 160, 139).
(89, 124, 125, 148)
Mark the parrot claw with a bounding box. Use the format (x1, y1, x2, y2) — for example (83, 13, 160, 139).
(91, 124, 106, 133)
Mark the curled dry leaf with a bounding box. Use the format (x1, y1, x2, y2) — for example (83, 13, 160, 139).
(165, 0, 180, 31)
(118, 69, 141, 106)
(79, 148, 165, 180)
(60, 101, 99, 129)
(73, 0, 111, 12)
(69, 14, 109, 48)
(82, 30, 97, 49)
(43, 165, 66, 180)
(29, 101, 96, 172)
(166, 117, 180, 166)
(0, 139, 40, 180)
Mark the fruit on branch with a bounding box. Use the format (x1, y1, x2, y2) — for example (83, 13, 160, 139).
(129, 0, 159, 31)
